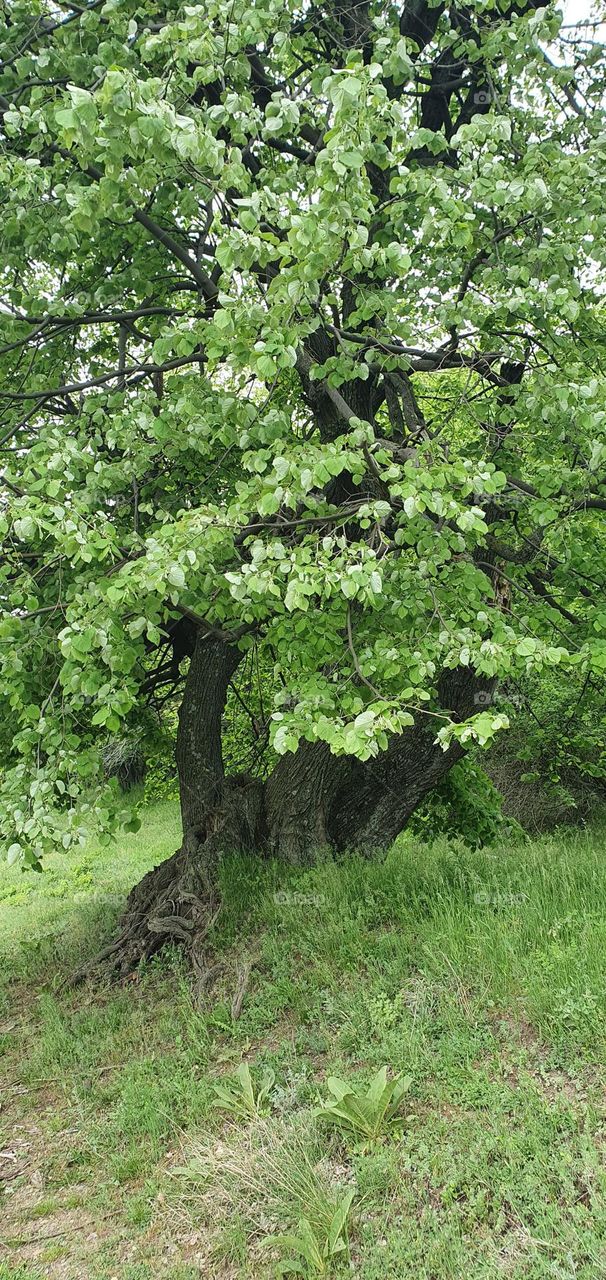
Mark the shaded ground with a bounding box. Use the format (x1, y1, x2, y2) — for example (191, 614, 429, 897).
(1, 804, 606, 1278)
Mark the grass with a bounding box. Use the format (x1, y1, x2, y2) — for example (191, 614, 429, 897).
(0, 798, 181, 984)
(1, 802, 606, 1276)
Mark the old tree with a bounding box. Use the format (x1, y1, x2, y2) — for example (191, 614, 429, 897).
(1, 0, 606, 972)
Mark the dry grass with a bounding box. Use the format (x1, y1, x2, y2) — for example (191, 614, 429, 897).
(173, 1113, 352, 1263)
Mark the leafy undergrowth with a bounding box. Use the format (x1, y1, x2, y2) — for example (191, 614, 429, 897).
(1, 804, 606, 1277)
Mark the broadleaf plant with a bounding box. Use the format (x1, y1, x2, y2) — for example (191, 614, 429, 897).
(269, 1188, 356, 1277)
(314, 1067, 412, 1143)
(211, 1063, 276, 1120)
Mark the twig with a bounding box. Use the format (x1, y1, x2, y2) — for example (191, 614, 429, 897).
(7, 1061, 129, 1094)
(0, 1209, 119, 1250)
(346, 605, 384, 699)
(231, 958, 254, 1021)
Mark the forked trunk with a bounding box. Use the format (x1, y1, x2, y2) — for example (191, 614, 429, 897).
(265, 666, 487, 859)
(85, 635, 491, 979)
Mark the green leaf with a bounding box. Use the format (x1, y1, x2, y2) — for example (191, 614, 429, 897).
(327, 1189, 355, 1254)
(167, 564, 186, 589)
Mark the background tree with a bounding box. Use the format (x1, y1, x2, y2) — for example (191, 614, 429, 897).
(1, 0, 606, 973)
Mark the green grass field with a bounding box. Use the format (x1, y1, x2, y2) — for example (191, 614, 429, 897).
(1, 802, 606, 1278)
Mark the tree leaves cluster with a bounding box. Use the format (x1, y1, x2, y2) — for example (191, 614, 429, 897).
(1, 0, 606, 865)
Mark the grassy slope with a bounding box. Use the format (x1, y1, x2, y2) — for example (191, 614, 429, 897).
(1, 802, 606, 1278)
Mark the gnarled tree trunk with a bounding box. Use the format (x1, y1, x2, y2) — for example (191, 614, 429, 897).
(91, 632, 491, 979)
(90, 633, 262, 977)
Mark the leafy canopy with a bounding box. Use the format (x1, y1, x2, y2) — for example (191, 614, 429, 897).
(1, 0, 606, 864)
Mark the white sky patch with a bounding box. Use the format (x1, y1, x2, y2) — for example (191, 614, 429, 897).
(560, 0, 606, 38)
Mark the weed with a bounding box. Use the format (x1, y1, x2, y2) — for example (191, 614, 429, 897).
(268, 1188, 355, 1276)
(314, 1067, 412, 1145)
(211, 1061, 276, 1119)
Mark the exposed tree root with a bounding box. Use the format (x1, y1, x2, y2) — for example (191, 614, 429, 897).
(64, 841, 222, 987)
(64, 776, 266, 988)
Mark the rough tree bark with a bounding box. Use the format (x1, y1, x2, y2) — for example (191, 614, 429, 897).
(265, 665, 489, 860)
(79, 633, 262, 978)
(84, 630, 492, 979)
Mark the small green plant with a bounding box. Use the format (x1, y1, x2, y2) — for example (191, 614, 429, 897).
(314, 1067, 411, 1144)
(365, 990, 406, 1032)
(211, 1061, 275, 1119)
(269, 1188, 355, 1276)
